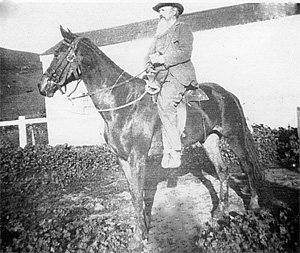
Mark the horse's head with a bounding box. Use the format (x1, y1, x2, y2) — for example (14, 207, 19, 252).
(38, 26, 82, 97)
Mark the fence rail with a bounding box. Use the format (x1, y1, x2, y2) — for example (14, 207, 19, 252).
(1, 110, 299, 148)
(0, 116, 47, 148)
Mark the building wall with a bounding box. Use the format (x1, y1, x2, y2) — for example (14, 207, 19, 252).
(192, 15, 300, 128)
(41, 15, 300, 146)
(41, 55, 105, 146)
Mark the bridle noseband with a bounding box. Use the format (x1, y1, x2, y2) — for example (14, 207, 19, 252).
(46, 37, 82, 95)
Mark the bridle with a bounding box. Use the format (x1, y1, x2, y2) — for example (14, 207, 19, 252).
(45, 36, 158, 112)
(45, 37, 82, 96)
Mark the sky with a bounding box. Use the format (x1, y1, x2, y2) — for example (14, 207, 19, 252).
(0, 0, 261, 54)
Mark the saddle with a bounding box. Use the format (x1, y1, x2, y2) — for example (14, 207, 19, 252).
(148, 85, 211, 157)
(144, 69, 210, 149)
(184, 86, 209, 104)
(179, 84, 216, 148)
(147, 82, 212, 157)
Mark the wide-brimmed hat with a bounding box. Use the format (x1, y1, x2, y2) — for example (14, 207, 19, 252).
(152, 3, 184, 15)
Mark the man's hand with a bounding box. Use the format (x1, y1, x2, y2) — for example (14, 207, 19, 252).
(149, 53, 164, 65)
(145, 62, 156, 74)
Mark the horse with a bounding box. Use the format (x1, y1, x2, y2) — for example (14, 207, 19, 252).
(38, 26, 263, 250)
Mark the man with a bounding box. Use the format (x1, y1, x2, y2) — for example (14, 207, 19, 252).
(145, 3, 199, 168)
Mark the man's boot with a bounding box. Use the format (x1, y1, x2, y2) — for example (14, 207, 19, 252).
(161, 150, 181, 168)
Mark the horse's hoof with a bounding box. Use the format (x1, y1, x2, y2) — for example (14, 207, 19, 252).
(249, 196, 260, 210)
(212, 206, 228, 220)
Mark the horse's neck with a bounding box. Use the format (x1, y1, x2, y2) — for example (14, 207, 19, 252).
(81, 48, 126, 91)
(79, 42, 147, 126)
(79, 45, 132, 108)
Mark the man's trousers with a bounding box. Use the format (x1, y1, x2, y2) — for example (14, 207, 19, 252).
(157, 74, 186, 153)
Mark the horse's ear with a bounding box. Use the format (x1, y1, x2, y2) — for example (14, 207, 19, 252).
(60, 25, 69, 39)
(60, 25, 77, 43)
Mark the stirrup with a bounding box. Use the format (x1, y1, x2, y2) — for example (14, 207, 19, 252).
(145, 83, 160, 95)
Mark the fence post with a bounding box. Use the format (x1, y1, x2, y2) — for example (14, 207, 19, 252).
(18, 116, 27, 148)
(31, 126, 35, 146)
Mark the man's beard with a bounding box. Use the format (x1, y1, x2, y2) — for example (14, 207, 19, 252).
(155, 17, 175, 36)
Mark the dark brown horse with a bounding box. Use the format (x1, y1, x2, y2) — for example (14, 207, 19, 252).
(38, 27, 263, 250)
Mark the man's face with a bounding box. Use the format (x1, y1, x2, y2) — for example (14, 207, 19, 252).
(158, 6, 176, 21)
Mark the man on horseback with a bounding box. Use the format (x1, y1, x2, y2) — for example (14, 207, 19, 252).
(145, 3, 206, 168)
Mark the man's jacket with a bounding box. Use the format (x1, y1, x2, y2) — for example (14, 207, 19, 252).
(145, 21, 198, 87)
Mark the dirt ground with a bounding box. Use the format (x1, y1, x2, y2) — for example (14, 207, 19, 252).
(146, 172, 245, 252)
(58, 159, 299, 253)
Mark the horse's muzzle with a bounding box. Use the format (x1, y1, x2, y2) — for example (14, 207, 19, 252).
(37, 82, 46, 96)
(37, 76, 56, 97)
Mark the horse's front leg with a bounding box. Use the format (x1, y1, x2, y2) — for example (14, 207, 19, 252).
(118, 153, 148, 250)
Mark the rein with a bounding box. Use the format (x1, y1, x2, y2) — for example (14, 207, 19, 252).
(68, 68, 146, 100)
(95, 90, 148, 112)
(50, 37, 158, 112)
(65, 67, 150, 112)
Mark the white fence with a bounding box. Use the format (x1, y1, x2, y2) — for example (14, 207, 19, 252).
(1, 110, 299, 148)
(0, 116, 47, 148)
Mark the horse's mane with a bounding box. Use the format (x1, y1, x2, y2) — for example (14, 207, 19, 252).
(76, 36, 146, 99)
(79, 37, 102, 57)
(78, 37, 132, 79)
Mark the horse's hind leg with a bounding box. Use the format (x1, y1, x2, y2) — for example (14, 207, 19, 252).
(226, 132, 260, 210)
(202, 133, 229, 216)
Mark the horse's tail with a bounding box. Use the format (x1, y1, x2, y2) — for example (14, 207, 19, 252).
(208, 82, 264, 181)
(229, 90, 265, 182)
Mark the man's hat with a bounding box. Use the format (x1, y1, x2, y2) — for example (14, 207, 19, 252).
(152, 3, 184, 15)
